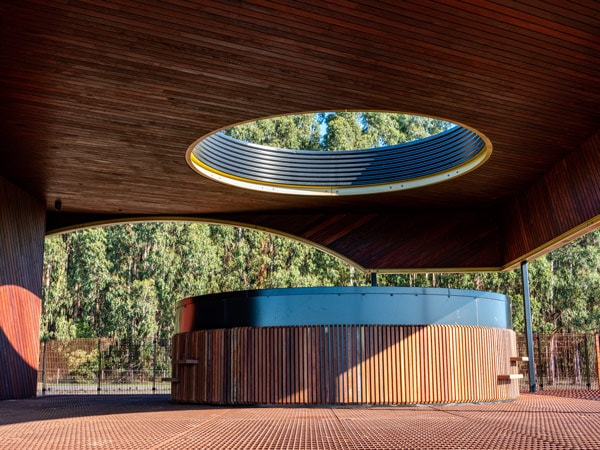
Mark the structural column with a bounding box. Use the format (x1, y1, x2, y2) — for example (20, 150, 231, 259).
(0, 177, 46, 400)
(521, 261, 536, 393)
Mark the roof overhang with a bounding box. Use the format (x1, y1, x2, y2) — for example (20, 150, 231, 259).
(2, 1, 599, 272)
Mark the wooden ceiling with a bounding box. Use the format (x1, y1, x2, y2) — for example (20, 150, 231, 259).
(1, 0, 599, 272)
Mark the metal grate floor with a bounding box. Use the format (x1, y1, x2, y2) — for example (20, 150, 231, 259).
(1, 392, 599, 449)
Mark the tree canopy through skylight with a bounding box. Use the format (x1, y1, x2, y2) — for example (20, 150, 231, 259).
(223, 112, 454, 151)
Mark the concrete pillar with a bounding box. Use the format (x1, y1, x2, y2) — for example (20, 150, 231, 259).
(0, 177, 45, 399)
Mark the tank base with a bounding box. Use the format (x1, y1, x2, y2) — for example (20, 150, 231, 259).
(170, 324, 521, 405)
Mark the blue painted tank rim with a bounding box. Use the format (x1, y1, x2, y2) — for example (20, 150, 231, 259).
(177, 286, 510, 307)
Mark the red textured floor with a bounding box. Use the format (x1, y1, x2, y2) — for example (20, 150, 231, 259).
(1, 392, 599, 449)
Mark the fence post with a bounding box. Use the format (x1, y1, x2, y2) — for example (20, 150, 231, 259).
(152, 335, 157, 393)
(536, 333, 543, 390)
(97, 338, 102, 393)
(41, 339, 48, 395)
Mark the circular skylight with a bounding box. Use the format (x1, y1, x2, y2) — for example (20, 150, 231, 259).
(186, 112, 491, 196)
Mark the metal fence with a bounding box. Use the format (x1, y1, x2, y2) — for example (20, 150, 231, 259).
(37, 337, 172, 395)
(517, 333, 600, 392)
(37, 333, 599, 396)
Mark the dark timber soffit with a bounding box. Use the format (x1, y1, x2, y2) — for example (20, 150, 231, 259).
(2, 1, 599, 271)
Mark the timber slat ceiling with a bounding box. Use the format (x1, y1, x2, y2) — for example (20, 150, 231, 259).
(1, 0, 599, 270)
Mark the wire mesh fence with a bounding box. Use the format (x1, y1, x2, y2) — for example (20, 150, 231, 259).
(517, 333, 600, 392)
(37, 333, 599, 396)
(37, 337, 172, 395)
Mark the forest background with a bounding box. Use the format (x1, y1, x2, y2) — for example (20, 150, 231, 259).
(41, 113, 600, 343)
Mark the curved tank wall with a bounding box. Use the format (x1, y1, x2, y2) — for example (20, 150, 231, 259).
(176, 286, 512, 332)
(170, 287, 523, 405)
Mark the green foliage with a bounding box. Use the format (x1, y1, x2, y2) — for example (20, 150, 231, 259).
(41, 223, 363, 340)
(41, 235, 74, 340)
(62, 345, 98, 383)
(223, 112, 452, 151)
(224, 114, 321, 150)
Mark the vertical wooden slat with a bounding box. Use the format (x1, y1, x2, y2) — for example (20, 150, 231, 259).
(241, 327, 248, 403)
(403, 326, 413, 404)
(170, 333, 181, 401)
(397, 326, 405, 404)
(260, 327, 266, 404)
(431, 326, 440, 403)
(310, 327, 316, 404)
(595, 334, 599, 392)
(447, 326, 458, 403)
(456, 326, 466, 403)
(293, 326, 299, 404)
(316, 326, 323, 404)
(418, 326, 426, 403)
(438, 326, 448, 403)
(272, 327, 278, 404)
(269, 327, 274, 404)
(392, 326, 400, 404)
(332, 325, 339, 404)
(282, 327, 293, 404)
(370, 325, 378, 404)
(302, 327, 308, 404)
(426, 326, 435, 404)
(345, 326, 352, 403)
(355, 326, 362, 403)
(324, 325, 331, 404)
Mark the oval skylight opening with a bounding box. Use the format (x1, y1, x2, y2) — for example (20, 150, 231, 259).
(186, 112, 492, 196)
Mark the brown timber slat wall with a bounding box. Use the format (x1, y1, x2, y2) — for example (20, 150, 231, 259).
(504, 130, 600, 266)
(0, 177, 46, 400)
(171, 325, 519, 405)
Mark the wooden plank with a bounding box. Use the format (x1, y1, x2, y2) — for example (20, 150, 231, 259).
(498, 374, 524, 380)
(175, 359, 198, 365)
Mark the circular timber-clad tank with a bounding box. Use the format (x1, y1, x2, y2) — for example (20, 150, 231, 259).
(169, 287, 522, 405)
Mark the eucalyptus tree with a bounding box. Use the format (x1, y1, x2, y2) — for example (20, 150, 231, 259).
(543, 231, 600, 333)
(224, 114, 321, 150)
(41, 234, 74, 339)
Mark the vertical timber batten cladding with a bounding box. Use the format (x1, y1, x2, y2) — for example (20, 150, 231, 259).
(0, 177, 46, 400)
(171, 287, 522, 405)
(171, 326, 519, 405)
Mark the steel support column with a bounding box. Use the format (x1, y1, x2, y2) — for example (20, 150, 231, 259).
(521, 261, 536, 393)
